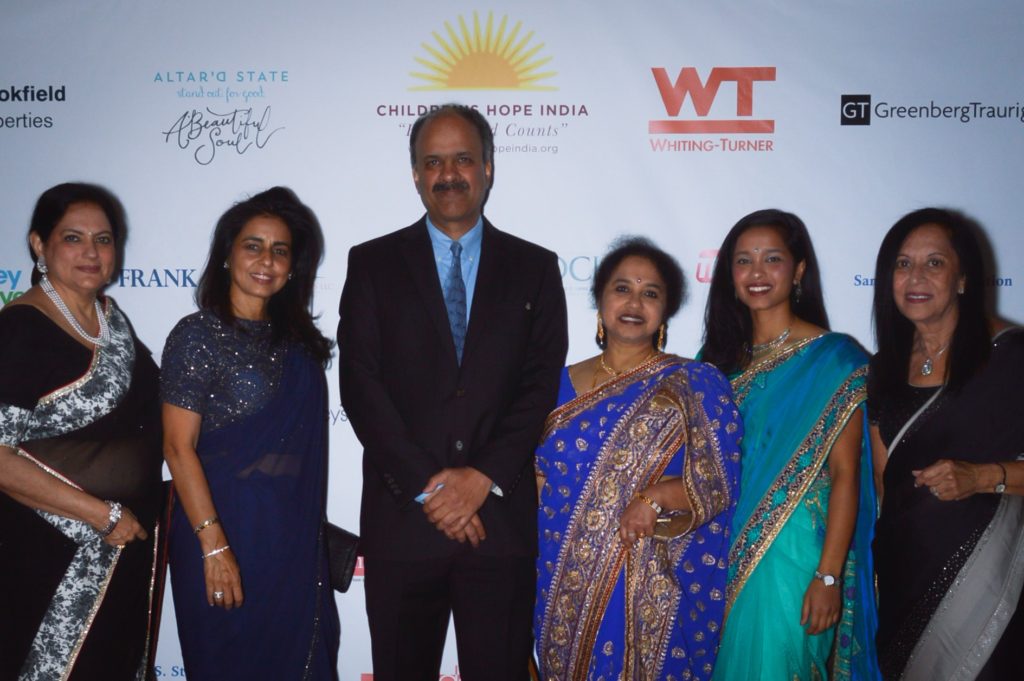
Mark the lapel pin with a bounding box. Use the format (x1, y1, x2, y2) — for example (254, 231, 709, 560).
(525, 302, 532, 310)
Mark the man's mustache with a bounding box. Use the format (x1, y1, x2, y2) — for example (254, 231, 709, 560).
(432, 180, 470, 193)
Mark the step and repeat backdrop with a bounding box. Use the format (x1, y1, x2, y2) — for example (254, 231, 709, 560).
(2, 1, 1022, 678)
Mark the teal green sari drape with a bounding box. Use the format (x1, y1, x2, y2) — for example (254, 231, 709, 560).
(711, 334, 880, 681)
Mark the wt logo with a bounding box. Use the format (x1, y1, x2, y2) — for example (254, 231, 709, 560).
(650, 67, 775, 134)
(841, 94, 871, 125)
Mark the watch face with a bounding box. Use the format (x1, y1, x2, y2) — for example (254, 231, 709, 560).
(822, 575, 836, 587)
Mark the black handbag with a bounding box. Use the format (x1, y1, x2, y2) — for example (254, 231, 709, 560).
(323, 521, 360, 593)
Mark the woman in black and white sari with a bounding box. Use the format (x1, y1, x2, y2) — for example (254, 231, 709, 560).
(0, 183, 164, 681)
(869, 208, 1024, 680)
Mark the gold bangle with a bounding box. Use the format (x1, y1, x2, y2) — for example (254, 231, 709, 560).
(193, 516, 219, 535)
(637, 493, 663, 515)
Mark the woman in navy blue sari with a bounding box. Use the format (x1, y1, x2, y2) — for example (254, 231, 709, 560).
(162, 187, 339, 680)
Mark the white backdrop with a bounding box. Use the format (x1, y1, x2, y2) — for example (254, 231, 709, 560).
(2, 1, 1022, 678)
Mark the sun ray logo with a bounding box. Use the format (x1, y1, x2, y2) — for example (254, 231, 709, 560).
(410, 12, 556, 91)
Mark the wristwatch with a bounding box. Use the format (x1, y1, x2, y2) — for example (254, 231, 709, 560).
(813, 570, 837, 587)
(995, 463, 1007, 494)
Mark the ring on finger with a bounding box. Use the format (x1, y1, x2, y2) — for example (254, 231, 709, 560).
(213, 591, 225, 600)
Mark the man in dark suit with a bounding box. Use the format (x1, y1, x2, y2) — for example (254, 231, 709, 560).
(338, 104, 568, 681)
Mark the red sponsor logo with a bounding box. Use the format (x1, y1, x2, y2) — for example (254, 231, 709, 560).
(353, 555, 365, 578)
(650, 67, 775, 134)
(695, 249, 718, 283)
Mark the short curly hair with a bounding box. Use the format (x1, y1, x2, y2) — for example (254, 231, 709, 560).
(591, 236, 686, 349)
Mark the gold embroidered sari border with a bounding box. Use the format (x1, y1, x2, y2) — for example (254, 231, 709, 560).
(538, 378, 651, 671)
(726, 369, 866, 614)
(140, 521, 161, 676)
(731, 335, 826, 404)
(539, 367, 688, 679)
(541, 353, 681, 441)
(573, 548, 628, 676)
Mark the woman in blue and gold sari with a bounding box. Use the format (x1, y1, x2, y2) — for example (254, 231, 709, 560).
(703, 210, 880, 681)
(535, 238, 742, 681)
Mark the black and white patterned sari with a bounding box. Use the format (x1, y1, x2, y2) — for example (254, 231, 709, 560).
(0, 300, 164, 681)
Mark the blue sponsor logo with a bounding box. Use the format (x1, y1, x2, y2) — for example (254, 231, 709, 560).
(153, 70, 288, 102)
(116, 268, 198, 288)
(0, 268, 26, 304)
(153, 70, 289, 84)
(558, 255, 598, 283)
(853, 274, 1012, 287)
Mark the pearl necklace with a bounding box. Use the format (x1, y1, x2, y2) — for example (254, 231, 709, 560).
(40, 276, 110, 346)
(750, 327, 791, 356)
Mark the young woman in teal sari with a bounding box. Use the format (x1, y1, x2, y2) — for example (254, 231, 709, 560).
(534, 238, 742, 681)
(703, 210, 880, 681)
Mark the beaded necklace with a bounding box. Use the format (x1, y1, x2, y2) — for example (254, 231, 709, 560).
(40, 275, 110, 346)
(749, 327, 790, 357)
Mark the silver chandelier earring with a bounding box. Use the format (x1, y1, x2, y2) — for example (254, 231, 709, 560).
(36, 255, 48, 275)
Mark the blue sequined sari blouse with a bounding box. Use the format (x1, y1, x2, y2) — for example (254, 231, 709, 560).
(161, 311, 339, 679)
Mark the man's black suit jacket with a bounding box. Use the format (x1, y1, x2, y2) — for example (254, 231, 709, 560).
(338, 217, 568, 559)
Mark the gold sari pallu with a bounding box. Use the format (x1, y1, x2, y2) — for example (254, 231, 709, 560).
(537, 355, 739, 681)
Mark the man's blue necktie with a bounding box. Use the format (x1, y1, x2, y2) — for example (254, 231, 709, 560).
(444, 241, 467, 363)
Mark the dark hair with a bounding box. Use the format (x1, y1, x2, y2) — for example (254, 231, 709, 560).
(196, 186, 333, 365)
(27, 182, 127, 286)
(702, 209, 830, 374)
(871, 207, 989, 394)
(591, 236, 686, 349)
(409, 103, 495, 168)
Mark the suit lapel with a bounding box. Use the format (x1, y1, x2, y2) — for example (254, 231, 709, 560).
(399, 219, 459, 364)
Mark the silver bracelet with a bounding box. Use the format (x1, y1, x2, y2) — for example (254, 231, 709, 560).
(97, 501, 122, 537)
(203, 545, 231, 560)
